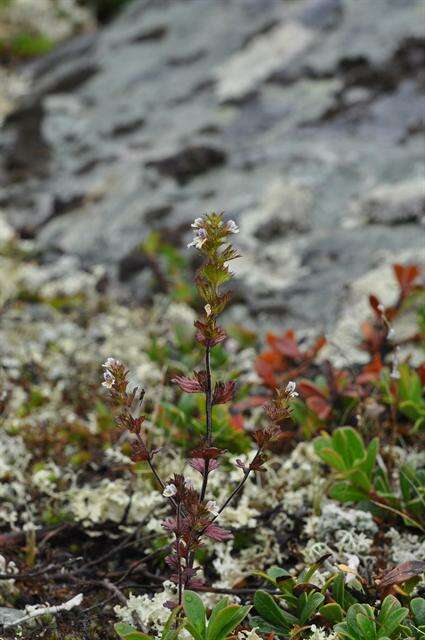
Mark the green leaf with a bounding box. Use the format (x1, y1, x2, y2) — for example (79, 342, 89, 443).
(332, 429, 351, 465)
(162, 607, 183, 640)
(343, 427, 366, 465)
(347, 468, 372, 493)
(320, 602, 344, 624)
(298, 591, 324, 624)
(314, 434, 332, 458)
(207, 597, 230, 630)
(249, 616, 287, 637)
(320, 448, 347, 472)
(363, 437, 379, 479)
(330, 481, 367, 503)
(114, 623, 152, 640)
(356, 611, 376, 638)
(184, 591, 206, 640)
(411, 598, 425, 626)
(346, 604, 374, 636)
(254, 591, 298, 631)
(206, 605, 251, 640)
(379, 608, 409, 638)
(268, 566, 291, 582)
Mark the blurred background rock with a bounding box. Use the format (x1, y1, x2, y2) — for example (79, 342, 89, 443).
(0, 0, 424, 355)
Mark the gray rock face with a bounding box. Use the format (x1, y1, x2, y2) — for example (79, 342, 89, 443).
(0, 0, 424, 336)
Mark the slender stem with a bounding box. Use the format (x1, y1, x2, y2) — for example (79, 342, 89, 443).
(176, 504, 183, 605)
(200, 345, 213, 502)
(205, 345, 213, 445)
(199, 462, 209, 502)
(217, 470, 250, 517)
(198, 448, 262, 538)
(214, 449, 261, 521)
(134, 433, 178, 509)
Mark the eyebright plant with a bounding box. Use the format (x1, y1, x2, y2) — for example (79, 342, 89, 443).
(102, 213, 295, 610)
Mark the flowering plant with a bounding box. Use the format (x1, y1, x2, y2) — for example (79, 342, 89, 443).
(102, 213, 296, 610)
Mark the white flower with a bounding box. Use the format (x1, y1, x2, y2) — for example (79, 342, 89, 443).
(225, 219, 239, 234)
(377, 303, 385, 313)
(204, 304, 212, 317)
(285, 380, 299, 397)
(187, 227, 208, 249)
(185, 479, 194, 490)
(102, 370, 115, 389)
(102, 357, 119, 369)
(162, 484, 177, 498)
(206, 500, 219, 516)
(191, 218, 204, 229)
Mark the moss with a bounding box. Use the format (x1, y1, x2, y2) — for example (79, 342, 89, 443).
(0, 32, 54, 61)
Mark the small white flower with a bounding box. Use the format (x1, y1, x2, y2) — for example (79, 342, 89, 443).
(162, 484, 177, 498)
(206, 500, 219, 516)
(377, 303, 385, 313)
(225, 219, 239, 234)
(285, 380, 299, 397)
(102, 357, 119, 369)
(102, 370, 115, 389)
(187, 227, 208, 249)
(204, 304, 212, 317)
(185, 479, 194, 490)
(387, 327, 395, 340)
(191, 218, 204, 229)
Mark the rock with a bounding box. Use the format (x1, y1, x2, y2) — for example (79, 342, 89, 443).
(0, 0, 424, 340)
(321, 249, 425, 366)
(215, 21, 315, 103)
(146, 145, 227, 185)
(299, 0, 343, 31)
(361, 177, 425, 225)
(240, 179, 312, 242)
(0, 606, 25, 626)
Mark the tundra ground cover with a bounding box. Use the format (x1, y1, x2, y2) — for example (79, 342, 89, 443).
(0, 215, 423, 639)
